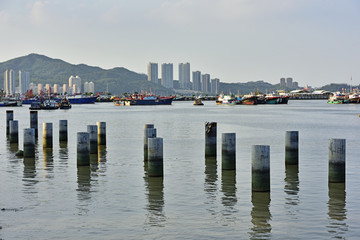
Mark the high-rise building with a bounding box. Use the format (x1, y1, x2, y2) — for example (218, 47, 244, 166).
(148, 62, 158, 84)
(280, 78, 286, 87)
(161, 63, 173, 88)
(37, 83, 43, 95)
(69, 75, 81, 94)
(19, 71, 30, 94)
(53, 84, 59, 94)
(211, 78, 220, 94)
(179, 63, 190, 89)
(63, 84, 68, 94)
(4, 69, 15, 96)
(201, 74, 210, 93)
(192, 71, 201, 91)
(286, 77, 293, 89)
(84, 81, 95, 93)
(293, 81, 299, 89)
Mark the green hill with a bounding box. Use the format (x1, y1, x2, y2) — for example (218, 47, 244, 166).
(0, 53, 174, 96)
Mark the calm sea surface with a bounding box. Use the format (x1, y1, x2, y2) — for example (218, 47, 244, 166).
(1, 100, 360, 239)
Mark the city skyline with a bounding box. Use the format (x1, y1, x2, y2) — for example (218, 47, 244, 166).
(0, 1, 358, 88)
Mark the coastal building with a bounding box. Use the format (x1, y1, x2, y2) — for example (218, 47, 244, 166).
(19, 71, 30, 94)
(286, 77, 293, 89)
(161, 63, 173, 88)
(53, 84, 59, 94)
(201, 74, 210, 93)
(192, 71, 201, 91)
(84, 81, 95, 93)
(179, 63, 190, 89)
(211, 78, 220, 94)
(45, 84, 51, 95)
(69, 75, 81, 94)
(280, 78, 286, 87)
(29, 83, 37, 94)
(63, 84, 69, 94)
(293, 81, 299, 89)
(147, 62, 158, 84)
(4, 69, 15, 96)
(37, 83, 43, 95)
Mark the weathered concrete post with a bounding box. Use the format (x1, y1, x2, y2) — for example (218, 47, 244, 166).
(329, 139, 346, 183)
(148, 137, 163, 177)
(97, 122, 106, 145)
(23, 128, 35, 157)
(59, 120, 68, 142)
(43, 123, 53, 148)
(6, 110, 14, 135)
(9, 120, 19, 143)
(252, 145, 270, 192)
(222, 133, 236, 170)
(87, 125, 98, 154)
(77, 132, 90, 166)
(285, 131, 299, 165)
(205, 122, 217, 157)
(144, 124, 156, 161)
(30, 111, 38, 137)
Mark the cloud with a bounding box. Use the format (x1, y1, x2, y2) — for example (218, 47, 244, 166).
(30, 0, 49, 24)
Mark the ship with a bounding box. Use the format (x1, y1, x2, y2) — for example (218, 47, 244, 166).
(67, 95, 97, 104)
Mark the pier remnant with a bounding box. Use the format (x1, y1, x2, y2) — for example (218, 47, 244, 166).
(87, 125, 98, 154)
(252, 145, 270, 192)
(77, 132, 90, 166)
(9, 120, 19, 143)
(285, 131, 299, 165)
(205, 122, 217, 157)
(148, 137, 163, 177)
(43, 123, 53, 148)
(328, 139, 346, 183)
(30, 111, 38, 137)
(144, 124, 156, 161)
(97, 122, 106, 145)
(23, 128, 35, 157)
(222, 133, 236, 170)
(59, 120, 68, 142)
(6, 110, 14, 135)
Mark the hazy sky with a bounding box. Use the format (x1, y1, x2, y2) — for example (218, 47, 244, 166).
(0, 0, 359, 87)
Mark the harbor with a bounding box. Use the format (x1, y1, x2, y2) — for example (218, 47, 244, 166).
(1, 100, 359, 239)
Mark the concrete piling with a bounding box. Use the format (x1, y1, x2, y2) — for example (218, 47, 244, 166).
(43, 123, 53, 148)
(205, 122, 217, 157)
(97, 122, 106, 145)
(6, 110, 14, 135)
(144, 124, 156, 161)
(59, 120, 68, 142)
(329, 139, 346, 183)
(222, 133, 236, 170)
(77, 132, 90, 166)
(148, 137, 163, 177)
(285, 131, 299, 165)
(30, 111, 38, 137)
(9, 120, 19, 143)
(252, 145, 270, 192)
(23, 128, 35, 157)
(87, 125, 98, 154)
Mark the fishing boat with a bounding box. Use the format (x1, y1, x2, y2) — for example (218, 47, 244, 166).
(216, 95, 235, 105)
(67, 95, 97, 104)
(193, 97, 204, 106)
(328, 93, 348, 104)
(264, 94, 289, 104)
(122, 93, 174, 106)
(238, 95, 258, 105)
(59, 98, 71, 109)
(0, 98, 22, 107)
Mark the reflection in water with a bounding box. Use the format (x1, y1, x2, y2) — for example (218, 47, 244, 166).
(98, 145, 107, 163)
(43, 149, 54, 178)
(59, 142, 68, 168)
(221, 170, 237, 221)
(327, 183, 348, 238)
(284, 165, 300, 217)
(204, 157, 218, 215)
(144, 175, 166, 227)
(77, 166, 91, 215)
(23, 157, 38, 191)
(249, 192, 272, 240)
(8, 142, 18, 154)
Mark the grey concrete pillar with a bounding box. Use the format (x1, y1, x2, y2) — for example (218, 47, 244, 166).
(9, 120, 19, 143)
(285, 131, 299, 165)
(205, 122, 217, 157)
(6, 110, 14, 135)
(329, 139, 346, 183)
(97, 122, 106, 145)
(87, 125, 98, 154)
(30, 111, 38, 138)
(222, 133, 236, 170)
(148, 137, 163, 177)
(144, 124, 156, 161)
(43, 123, 53, 148)
(252, 145, 270, 192)
(23, 128, 35, 157)
(77, 132, 90, 166)
(59, 120, 68, 142)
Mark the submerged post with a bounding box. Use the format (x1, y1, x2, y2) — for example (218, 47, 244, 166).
(252, 145, 270, 192)
(77, 132, 90, 166)
(285, 131, 299, 165)
(97, 122, 106, 145)
(43, 123, 53, 148)
(144, 124, 156, 161)
(87, 125, 98, 154)
(23, 128, 35, 157)
(59, 120, 68, 142)
(205, 122, 217, 157)
(30, 111, 38, 138)
(329, 139, 346, 183)
(148, 137, 163, 177)
(222, 133, 236, 170)
(6, 110, 14, 135)
(9, 120, 19, 144)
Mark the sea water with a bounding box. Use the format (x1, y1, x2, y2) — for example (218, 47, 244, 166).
(0, 100, 359, 239)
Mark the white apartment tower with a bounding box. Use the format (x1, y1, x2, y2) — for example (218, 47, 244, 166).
(147, 63, 158, 84)
(179, 63, 190, 89)
(4, 69, 15, 96)
(69, 75, 82, 94)
(161, 63, 173, 88)
(84, 81, 95, 93)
